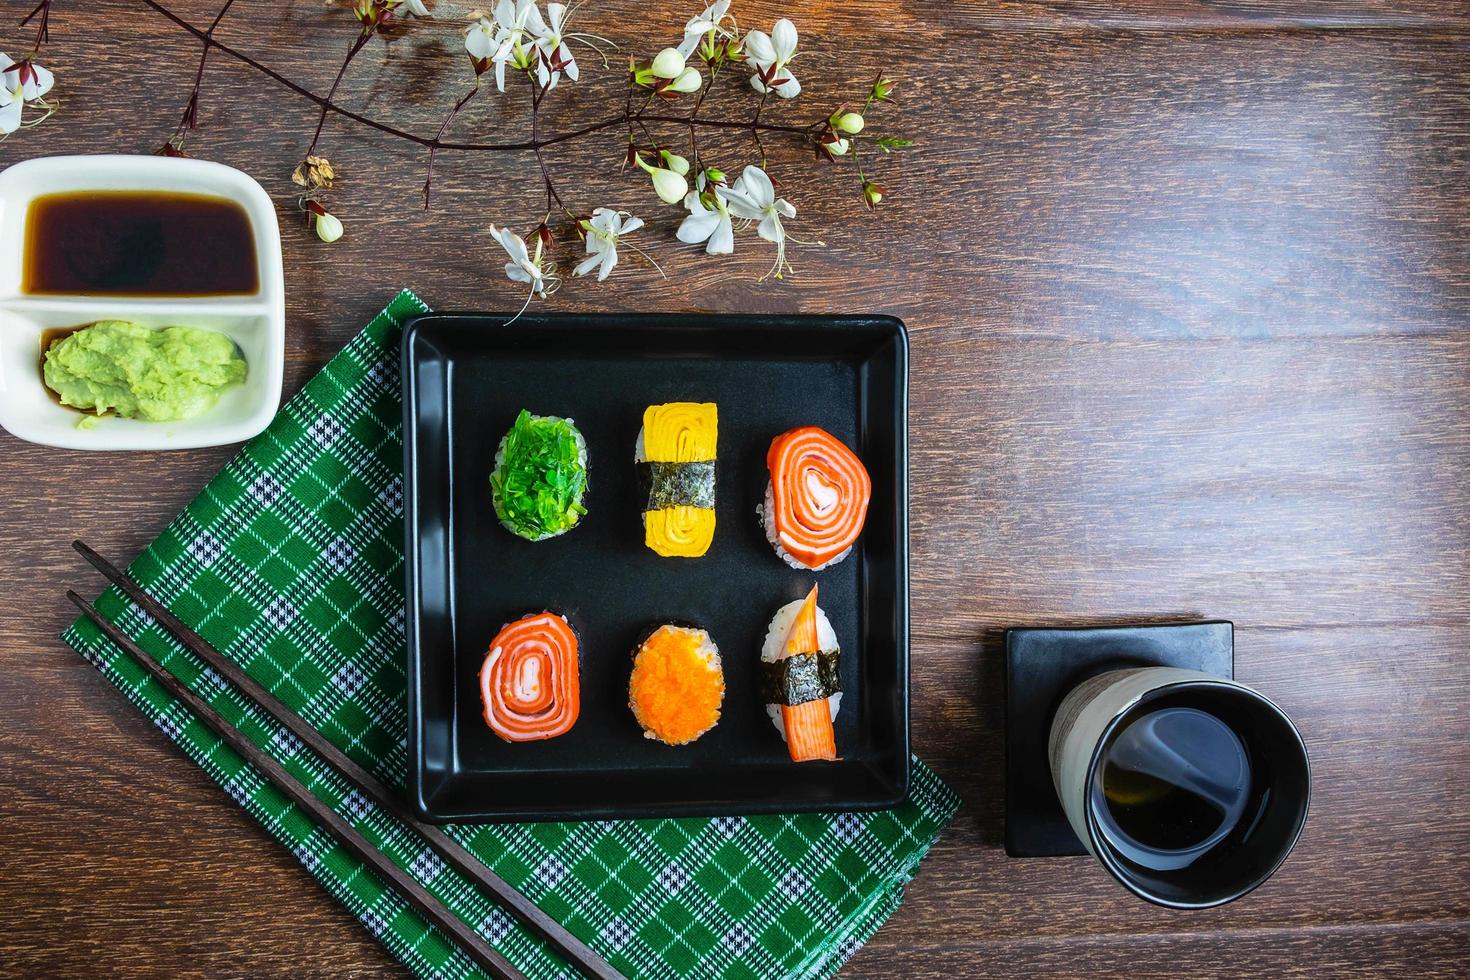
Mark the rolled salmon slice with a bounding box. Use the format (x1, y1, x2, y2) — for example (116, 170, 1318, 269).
(765, 426, 872, 570)
(479, 611, 581, 742)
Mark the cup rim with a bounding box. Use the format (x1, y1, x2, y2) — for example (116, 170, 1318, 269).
(1081, 676, 1312, 910)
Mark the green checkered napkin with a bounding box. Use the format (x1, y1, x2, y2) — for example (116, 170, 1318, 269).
(63, 290, 959, 980)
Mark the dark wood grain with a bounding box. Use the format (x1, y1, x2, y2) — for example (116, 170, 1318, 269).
(2, 0, 1468, 977)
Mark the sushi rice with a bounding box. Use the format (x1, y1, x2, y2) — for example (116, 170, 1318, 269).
(759, 481, 853, 571)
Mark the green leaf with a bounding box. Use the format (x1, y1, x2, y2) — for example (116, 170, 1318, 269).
(875, 136, 915, 153)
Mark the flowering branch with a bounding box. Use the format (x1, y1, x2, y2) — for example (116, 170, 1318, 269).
(17, 0, 916, 300)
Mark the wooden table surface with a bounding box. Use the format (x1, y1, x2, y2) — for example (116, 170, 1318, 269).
(3, 0, 1468, 976)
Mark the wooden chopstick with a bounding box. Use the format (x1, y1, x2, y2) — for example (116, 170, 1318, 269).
(71, 540, 625, 980)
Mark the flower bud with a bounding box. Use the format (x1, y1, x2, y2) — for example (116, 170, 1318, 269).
(702, 166, 726, 186)
(667, 66, 702, 94)
(823, 136, 850, 156)
(651, 47, 686, 80)
(313, 210, 344, 243)
(648, 167, 689, 204)
(862, 181, 885, 208)
(834, 112, 865, 135)
(660, 150, 690, 176)
(872, 77, 896, 102)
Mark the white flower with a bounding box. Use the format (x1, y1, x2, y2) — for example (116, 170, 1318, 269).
(575, 208, 644, 281)
(465, 0, 542, 92)
(743, 18, 799, 99)
(464, 18, 499, 64)
(530, 2, 579, 90)
(491, 223, 552, 297)
(0, 52, 55, 135)
(677, 0, 733, 58)
(718, 165, 797, 279)
(395, 0, 431, 17)
(677, 188, 733, 255)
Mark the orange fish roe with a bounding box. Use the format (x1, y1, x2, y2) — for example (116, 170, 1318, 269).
(628, 625, 725, 745)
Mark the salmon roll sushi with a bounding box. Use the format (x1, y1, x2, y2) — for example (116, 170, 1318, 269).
(760, 585, 841, 762)
(628, 624, 725, 745)
(762, 426, 871, 570)
(636, 402, 718, 558)
(479, 611, 581, 742)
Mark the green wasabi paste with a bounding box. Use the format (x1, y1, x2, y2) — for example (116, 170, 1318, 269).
(43, 320, 247, 422)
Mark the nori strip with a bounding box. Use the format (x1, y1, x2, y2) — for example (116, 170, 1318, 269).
(760, 650, 841, 706)
(638, 460, 716, 510)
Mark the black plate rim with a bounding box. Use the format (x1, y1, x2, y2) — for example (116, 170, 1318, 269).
(402, 310, 910, 823)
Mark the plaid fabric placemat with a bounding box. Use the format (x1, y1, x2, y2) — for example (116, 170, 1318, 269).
(62, 290, 959, 980)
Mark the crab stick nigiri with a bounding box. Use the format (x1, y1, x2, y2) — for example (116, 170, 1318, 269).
(759, 585, 841, 762)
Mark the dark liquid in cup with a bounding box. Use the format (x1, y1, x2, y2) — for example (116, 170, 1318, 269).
(1091, 706, 1251, 872)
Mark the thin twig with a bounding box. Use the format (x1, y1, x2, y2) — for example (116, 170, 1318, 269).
(20, 0, 51, 52)
(305, 28, 373, 158)
(423, 81, 481, 207)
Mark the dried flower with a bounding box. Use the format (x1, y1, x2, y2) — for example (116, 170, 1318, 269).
(718, 165, 797, 279)
(575, 208, 644, 280)
(743, 19, 799, 99)
(292, 154, 338, 190)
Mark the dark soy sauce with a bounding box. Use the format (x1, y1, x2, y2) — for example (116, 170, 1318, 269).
(22, 191, 258, 296)
(1091, 706, 1251, 872)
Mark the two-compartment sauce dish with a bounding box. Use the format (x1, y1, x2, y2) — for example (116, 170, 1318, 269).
(0, 154, 284, 450)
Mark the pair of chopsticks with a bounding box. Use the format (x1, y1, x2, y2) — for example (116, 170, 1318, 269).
(68, 540, 624, 980)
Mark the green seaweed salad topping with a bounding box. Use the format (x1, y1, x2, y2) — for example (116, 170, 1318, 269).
(490, 410, 589, 540)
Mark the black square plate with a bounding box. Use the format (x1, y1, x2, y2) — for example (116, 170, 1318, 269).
(1004, 622, 1234, 856)
(402, 313, 910, 822)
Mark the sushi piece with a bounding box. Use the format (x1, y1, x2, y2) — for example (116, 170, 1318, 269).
(635, 402, 718, 558)
(628, 624, 725, 745)
(761, 585, 840, 762)
(761, 426, 871, 570)
(479, 611, 581, 742)
(490, 409, 589, 542)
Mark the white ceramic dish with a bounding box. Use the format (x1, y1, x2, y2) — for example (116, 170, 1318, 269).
(0, 154, 284, 450)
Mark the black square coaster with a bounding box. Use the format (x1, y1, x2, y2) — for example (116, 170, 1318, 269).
(1004, 621, 1234, 857)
